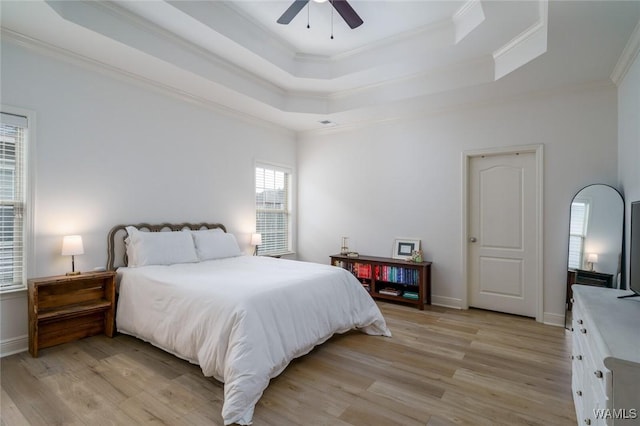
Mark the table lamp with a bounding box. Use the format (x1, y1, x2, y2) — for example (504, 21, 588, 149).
(62, 235, 84, 275)
(251, 233, 262, 256)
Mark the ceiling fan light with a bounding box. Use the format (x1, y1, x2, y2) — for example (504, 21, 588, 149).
(313, 0, 329, 3)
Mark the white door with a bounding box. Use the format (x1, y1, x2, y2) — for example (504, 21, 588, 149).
(468, 150, 539, 318)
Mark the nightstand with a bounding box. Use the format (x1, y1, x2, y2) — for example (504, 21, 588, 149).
(28, 271, 116, 357)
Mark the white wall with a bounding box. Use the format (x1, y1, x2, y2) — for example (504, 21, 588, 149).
(618, 49, 640, 289)
(297, 85, 619, 324)
(1, 37, 632, 355)
(0, 41, 296, 355)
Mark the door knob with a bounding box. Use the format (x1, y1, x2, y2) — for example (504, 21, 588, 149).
(469, 237, 477, 243)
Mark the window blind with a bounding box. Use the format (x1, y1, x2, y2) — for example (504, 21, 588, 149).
(0, 112, 27, 292)
(255, 164, 291, 256)
(568, 201, 589, 270)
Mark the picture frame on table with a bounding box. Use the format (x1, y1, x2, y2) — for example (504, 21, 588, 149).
(392, 238, 421, 260)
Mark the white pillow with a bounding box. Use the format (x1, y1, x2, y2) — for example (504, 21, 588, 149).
(125, 226, 199, 267)
(192, 230, 242, 261)
(191, 228, 224, 235)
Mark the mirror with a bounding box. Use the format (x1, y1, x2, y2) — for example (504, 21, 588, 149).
(565, 184, 624, 329)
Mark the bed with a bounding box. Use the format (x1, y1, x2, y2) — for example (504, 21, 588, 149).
(107, 223, 391, 425)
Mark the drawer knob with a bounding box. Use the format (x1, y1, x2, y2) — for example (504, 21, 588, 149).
(576, 355, 583, 360)
(594, 370, 603, 379)
(581, 328, 587, 334)
(576, 390, 582, 396)
(585, 419, 591, 425)
(571, 298, 575, 304)
(577, 319, 583, 324)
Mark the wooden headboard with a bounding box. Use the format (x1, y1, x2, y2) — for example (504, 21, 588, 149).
(106, 222, 227, 270)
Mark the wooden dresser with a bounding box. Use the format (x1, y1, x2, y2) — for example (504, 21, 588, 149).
(571, 285, 640, 425)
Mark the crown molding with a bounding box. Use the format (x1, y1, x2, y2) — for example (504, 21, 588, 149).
(325, 55, 493, 101)
(2, 25, 509, 122)
(453, 0, 485, 43)
(211, 0, 299, 57)
(493, 0, 548, 59)
(27, 0, 544, 111)
(327, 0, 483, 61)
(299, 78, 616, 137)
(611, 19, 640, 86)
(290, 1, 479, 64)
(493, 0, 548, 80)
(1, 29, 294, 135)
(328, 17, 454, 62)
(455, 0, 481, 20)
(48, 0, 287, 97)
(174, 0, 479, 78)
(39, 0, 485, 91)
(167, 1, 299, 72)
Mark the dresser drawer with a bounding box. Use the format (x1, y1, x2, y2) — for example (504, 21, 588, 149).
(572, 330, 585, 388)
(570, 285, 640, 426)
(575, 311, 612, 399)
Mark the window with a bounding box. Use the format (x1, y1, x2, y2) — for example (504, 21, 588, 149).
(0, 112, 29, 292)
(255, 163, 292, 256)
(568, 200, 589, 270)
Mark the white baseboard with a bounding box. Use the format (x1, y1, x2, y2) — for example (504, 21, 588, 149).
(543, 312, 566, 327)
(431, 295, 463, 309)
(1, 335, 28, 357)
(430, 297, 567, 328)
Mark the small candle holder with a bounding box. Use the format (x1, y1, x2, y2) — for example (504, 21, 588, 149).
(340, 237, 349, 255)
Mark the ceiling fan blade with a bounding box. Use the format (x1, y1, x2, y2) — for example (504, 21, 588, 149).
(331, 0, 363, 29)
(277, 0, 310, 25)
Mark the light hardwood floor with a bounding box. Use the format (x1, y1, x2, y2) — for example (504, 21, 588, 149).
(1, 302, 576, 426)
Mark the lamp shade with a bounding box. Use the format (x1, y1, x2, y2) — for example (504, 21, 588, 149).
(61, 235, 84, 256)
(251, 233, 262, 246)
(587, 253, 598, 263)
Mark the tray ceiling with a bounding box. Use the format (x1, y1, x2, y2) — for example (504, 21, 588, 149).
(1, 1, 639, 131)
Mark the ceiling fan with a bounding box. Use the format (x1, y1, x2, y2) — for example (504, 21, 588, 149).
(277, 0, 363, 29)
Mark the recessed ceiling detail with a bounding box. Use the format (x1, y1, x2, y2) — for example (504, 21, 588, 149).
(493, 0, 548, 80)
(2, 0, 638, 131)
(41, 0, 546, 113)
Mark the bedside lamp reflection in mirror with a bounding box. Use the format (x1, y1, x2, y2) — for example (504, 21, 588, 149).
(62, 235, 84, 275)
(586, 253, 598, 272)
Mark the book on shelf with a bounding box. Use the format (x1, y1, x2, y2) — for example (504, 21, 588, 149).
(374, 265, 419, 285)
(379, 288, 402, 296)
(356, 263, 372, 279)
(402, 291, 419, 300)
(334, 261, 373, 280)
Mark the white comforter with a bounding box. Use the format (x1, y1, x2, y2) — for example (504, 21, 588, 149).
(116, 256, 391, 425)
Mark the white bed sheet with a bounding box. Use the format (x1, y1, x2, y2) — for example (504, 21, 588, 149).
(116, 256, 391, 425)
